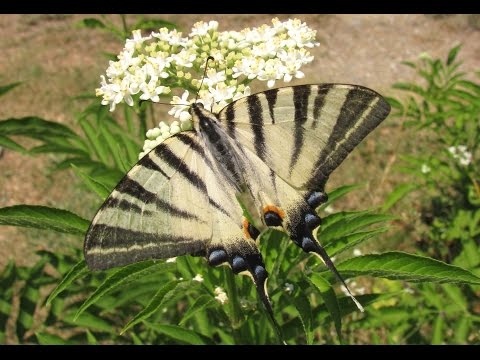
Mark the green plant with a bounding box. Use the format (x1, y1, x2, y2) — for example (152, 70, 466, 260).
(375, 45, 480, 344)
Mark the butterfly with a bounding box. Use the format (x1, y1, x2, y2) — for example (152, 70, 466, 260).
(84, 83, 390, 326)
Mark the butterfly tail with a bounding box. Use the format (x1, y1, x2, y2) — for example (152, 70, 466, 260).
(252, 274, 286, 344)
(307, 236, 364, 312)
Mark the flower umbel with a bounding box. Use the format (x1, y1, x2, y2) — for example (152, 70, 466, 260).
(95, 18, 319, 156)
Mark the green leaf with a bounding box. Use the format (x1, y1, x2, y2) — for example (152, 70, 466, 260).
(86, 330, 98, 345)
(179, 294, 217, 326)
(100, 123, 127, 172)
(382, 183, 418, 212)
(290, 290, 313, 344)
(133, 19, 178, 31)
(145, 323, 213, 345)
(324, 227, 390, 257)
(447, 44, 462, 66)
(432, 316, 444, 344)
(454, 317, 469, 344)
(0, 117, 79, 139)
(0, 205, 89, 235)
(319, 184, 364, 211)
(71, 164, 111, 199)
(79, 118, 110, 165)
(0, 135, 28, 154)
(336, 251, 480, 284)
(46, 260, 88, 306)
(308, 273, 342, 341)
(63, 311, 114, 333)
(35, 332, 70, 345)
(121, 280, 181, 334)
(319, 212, 394, 244)
(79, 18, 106, 29)
(75, 261, 175, 320)
(0, 81, 21, 96)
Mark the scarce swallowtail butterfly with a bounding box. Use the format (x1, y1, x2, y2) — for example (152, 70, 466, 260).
(84, 83, 390, 325)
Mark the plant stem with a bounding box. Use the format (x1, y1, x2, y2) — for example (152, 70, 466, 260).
(223, 268, 243, 343)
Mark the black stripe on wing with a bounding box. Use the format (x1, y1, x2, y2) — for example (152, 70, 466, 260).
(247, 95, 266, 162)
(115, 176, 204, 221)
(289, 85, 311, 173)
(306, 86, 391, 190)
(85, 224, 207, 270)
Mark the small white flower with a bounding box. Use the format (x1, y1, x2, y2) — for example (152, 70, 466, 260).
(448, 145, 472, 166)
(210, 82, 236, 103)
(353, 248, 362, 257)
(421, 164, 431, 174)
(193, 274, 204, 283)
(166, 257, 177, 263)
(323, 205, 335, 214)
(169, 90, 191, 118)
(284, 283, 294, 294)
(203, 69, 227, 88)
(190, 20, 219, 37)
(214, 286, 229, 305)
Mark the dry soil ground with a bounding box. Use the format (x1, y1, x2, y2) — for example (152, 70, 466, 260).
(0, 14, 479, 268)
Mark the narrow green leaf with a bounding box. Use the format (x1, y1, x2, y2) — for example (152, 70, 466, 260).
(64, 311, 114, 333)
(382, 183, 418, 212)
(336, 251, 480, 285)
(30, 143, 89, 157)
(0, 205, 89, 235)
(79, 118, 110, 165)
(0, 81, 21, 96)
(432, 316, 444, 344)
(86, 330, 98, 345)
(121, 280, 180, 334)
(320, 212, 395, 244)
(179, 294, 217, 326)
(0, 135, 28, 154)
(0, 117, 79, 139)
(145, 323, 213, 345)
(35, 332, 70, 345)
(75, 261, 175, 320)
(46, 260, 88, 305)
(79, 18, 107, 29)
(454, 317, 469, 344)
(100, 124, 127, 171)
(308, 273, 342, 341)
(447, 44, 462, 66)
(291, 289, 313, 344)
(319, 184, 364, 211)
(392, 82, 425, 95)
(324, 227, 390, 257)
(71, 164, 111, 199)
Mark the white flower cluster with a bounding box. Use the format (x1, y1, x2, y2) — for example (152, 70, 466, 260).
(95, 18, 319, 157)
(448, 145, 472, 166)
(421, 163, 431, 174)
(193, 274, 204, 283)
(214, 286, 229, 305)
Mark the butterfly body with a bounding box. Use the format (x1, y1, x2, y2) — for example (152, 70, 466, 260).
(84, 83, 390, 319)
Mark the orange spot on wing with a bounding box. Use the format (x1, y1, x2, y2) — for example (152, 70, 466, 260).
(242, 218, 251, 239)
(262, 205, 285, 219)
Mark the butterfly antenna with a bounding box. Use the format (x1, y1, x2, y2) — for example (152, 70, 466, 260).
(195, 56, 215, 102)
(313, 242, 364, 312)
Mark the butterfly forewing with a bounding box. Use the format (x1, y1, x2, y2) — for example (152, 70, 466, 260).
(218, 84, 390, 192)
(84, 132, 213, 270)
